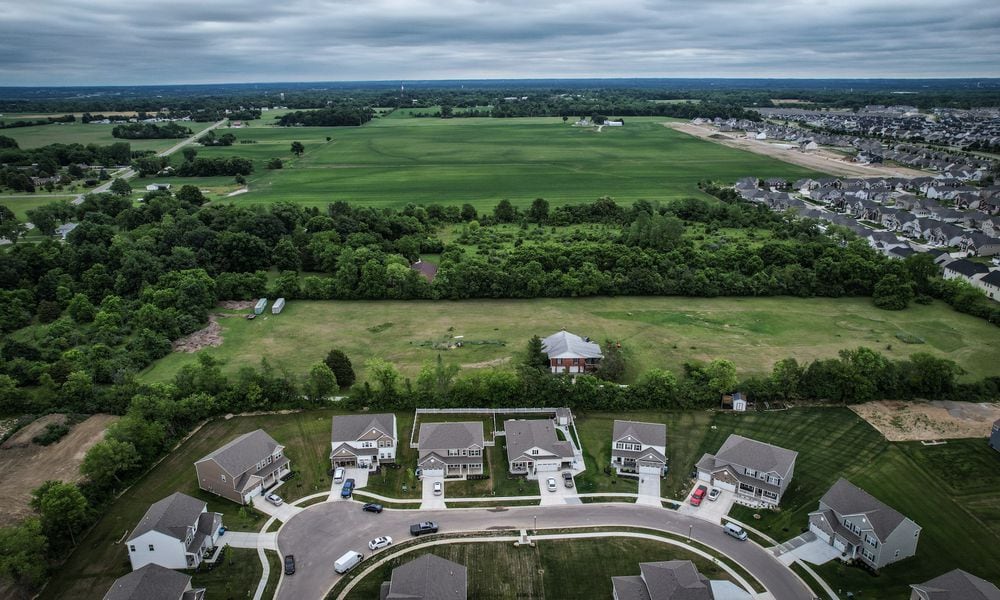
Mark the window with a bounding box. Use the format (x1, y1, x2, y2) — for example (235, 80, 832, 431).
(379, 439, 392, 448)
(894, 550, 900, 558)
(266, 455, 273, 465)
(129, 545, 136, 553)
(148, 544, 155, 552)
(865, 535, 879, 548)
(447, 449, 459, 456)
(744, 468, 757, 478)
(470, 449, 480, 457)
(221, 473, 227, 482)
(862, 548, 876, 561)
(739, 482, 755, 493)
(361, 441, 374, 448)
(767, 475, 780, 485)
(531, 449, 539, 455)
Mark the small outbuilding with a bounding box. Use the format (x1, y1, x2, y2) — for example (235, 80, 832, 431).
(254, 298, 268, 315)
(272, 298, 285, 314)
(145, 183, 171, 192)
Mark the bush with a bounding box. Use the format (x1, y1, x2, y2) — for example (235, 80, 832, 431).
(32, 423, 70, 446)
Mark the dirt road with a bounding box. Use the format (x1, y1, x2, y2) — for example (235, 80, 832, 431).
(665, 122, 928, 179)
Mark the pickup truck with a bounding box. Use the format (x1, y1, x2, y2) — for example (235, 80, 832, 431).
(409, 521, 439, 536)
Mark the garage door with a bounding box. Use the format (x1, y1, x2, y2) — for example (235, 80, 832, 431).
(639, 465, 661, 475)
(421, 468, 444, 478)
(713, 479, 736, 492)
(697, 471, 713, 484)
(833, 537, 847, 552)
(244, 485, 262, 504)
(809, 523, 831, 544)
(535, 462, 558, 473)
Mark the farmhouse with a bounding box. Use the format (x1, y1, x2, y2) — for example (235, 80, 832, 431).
(103, 563, 205, 600)
(610, 420, 667, 477)
(194, 429, 290, 505)
(417, 421, 485, 478)
(380, 554, 467, 600)
(505, 419, 575, 478)
(125, 492, 222, 571)
(910, 569, 1000, 600)
(541, 330, 603, 374)
(330, 413, 397, 471)
(696, 434, 797, 507)
(808, 478, 921, 570)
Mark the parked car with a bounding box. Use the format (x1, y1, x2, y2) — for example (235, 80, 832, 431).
(368, 536, 393, 550)
(724, 522, 748, 541)
(333, 467, 345, 483)
(708, 488, 721, 502)
(362, 503, 383, 513)
(341, 478, 355, 498)
(283, 554, 295, 575)
(562, 471, 574, 488)
(690, 485, 708, 506)
(410, 521, 439, 536)
(433, 481, 443, 496)
(265, 493, 283, 506)
(546, 477, 557, 492)
(334, 551, 364, 574)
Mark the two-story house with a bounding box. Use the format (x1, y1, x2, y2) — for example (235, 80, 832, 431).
(541, 330, 603, 374)
(809, 478, 921, 570)
(695, 434, 798, 507)
(104, 564, 205, 600)
(910, 569, 1000, 600)
(195, 429, 290, 505)
(125, 492, 222, 571)
(380, 554, 468, 600)
(610, 420, 667, 477)
(417, 422, 485, 478)
(329, 413, 397, 471)
(504, 419, 575, 478)
(612, 560, 739, 600)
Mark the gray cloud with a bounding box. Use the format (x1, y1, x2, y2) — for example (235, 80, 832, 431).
(0, 0, 997, 85)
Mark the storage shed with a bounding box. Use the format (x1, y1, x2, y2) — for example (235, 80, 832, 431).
(254, 298, 268, 315)
(272, 298, 285, 314)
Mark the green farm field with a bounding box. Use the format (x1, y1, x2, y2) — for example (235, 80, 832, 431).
(141, 296, 1000, 385)
(169, 115, 821, 211)
(0, 119, 214, 152)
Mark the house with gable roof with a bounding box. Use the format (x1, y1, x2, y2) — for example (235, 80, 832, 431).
(610, 420, 667, 477)
(541, 330, 603, 374)
(125, 492, 222, 571)
(417, 421, 485, 478)
(194, 429, 290, 505)
(808, 478, 921, 570)
(505, 419, 576, 478)
(910, 569, 1000, 600)
(380, 554, 468, 600)
(695, 434, 797, 507)
(611, 559, 752, 600)
(330, 413, 397, 471)
(103, 564, 205, 600)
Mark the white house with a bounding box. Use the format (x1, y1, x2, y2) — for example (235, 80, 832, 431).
(610, 420, 667, 476)
(330, 413, 397, 471)
(126, 492, 222, 571)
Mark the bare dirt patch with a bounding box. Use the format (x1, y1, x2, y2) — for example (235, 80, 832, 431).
(664, 122, 928, 178)
(851, 400, 1000, 441)
(1, 414, 68, 449)
(218, 300, 254, 310)
(172, 314, 223, 352)
(0, 414, 118, 526)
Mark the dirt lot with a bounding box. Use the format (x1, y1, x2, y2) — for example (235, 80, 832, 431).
(0, 414, 118, 526)
(665, 122, 928, 179)
(851, 400, 1000, 442)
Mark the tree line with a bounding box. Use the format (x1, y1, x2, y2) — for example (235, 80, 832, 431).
(111, 122, 192, 139)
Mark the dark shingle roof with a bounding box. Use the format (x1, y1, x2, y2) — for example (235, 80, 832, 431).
(944, 259, 990, 278)
(612, 576, 653, 600)
(819, 478, 913, 540)
(712, 434, 797, 477)
(127, 492, 207, 543)
(639, 561, 714, 600)
(613, 420, 666, 447)
(196, 429, 281, 476)
(331, 414, 395, 443)
(504, 419, 574, 460)
(419, 422, 484, 451)
(386, 554, 467, 600)
(103, 564, 203, 600)
(910, 569, 1000, 600)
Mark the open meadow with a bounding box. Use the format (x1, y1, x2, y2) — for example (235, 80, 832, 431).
(146, 114, 822, 211)
(0, 118, 214, 152)
(141, 296, 1000, 385)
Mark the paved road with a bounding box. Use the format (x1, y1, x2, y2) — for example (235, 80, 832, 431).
(275, 500, 813, 600)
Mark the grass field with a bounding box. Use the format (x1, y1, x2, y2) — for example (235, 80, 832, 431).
(141, 297, 1000, 385)
(149, 115, 822, 211)
(188, 547, 261, 600)
(342, 537, 735, 599)
(0, 120, 214, 152)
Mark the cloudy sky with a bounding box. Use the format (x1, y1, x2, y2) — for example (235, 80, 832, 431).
(1, 0, 998, 86)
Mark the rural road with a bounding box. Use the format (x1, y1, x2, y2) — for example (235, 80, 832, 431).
(274, 500, 814, 600)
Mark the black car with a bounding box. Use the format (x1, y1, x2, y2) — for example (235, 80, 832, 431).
(341, 478, 355, 498)
(410, 521, 439, 536)
(284, 554, 295, 575)
(362, 503, 383, 513)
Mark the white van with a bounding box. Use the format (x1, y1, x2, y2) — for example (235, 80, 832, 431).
(723, 522, 748, 541)
(334, 551, 364, 574)
(333, 467, 345, 483)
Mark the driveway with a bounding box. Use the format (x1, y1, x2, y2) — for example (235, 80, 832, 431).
(677, 484, 734, 524)
(274, 501, 813, 600)
(223, 531, 277, 550)
(421, 475, 445, 509)
(773, 531, 842, 566)
(255, 499, 303, 522)
(330, 467, 370, 500)
(538, 473, 578, 506)
(636, 475, 662, 506)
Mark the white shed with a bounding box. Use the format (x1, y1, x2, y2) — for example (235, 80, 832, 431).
(254, 298, 268, 315)
(272, 298, 285, 314)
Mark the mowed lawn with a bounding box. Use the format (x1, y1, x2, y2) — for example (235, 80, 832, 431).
(172, 115, 822, 211)
(0, 119, 214, 152)
(38, 410, 343, 600)
(140, 297, 1000, 385)
(342, 537, 735, 599)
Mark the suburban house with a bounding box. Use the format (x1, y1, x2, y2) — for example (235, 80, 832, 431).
(126, 492, 222, 571)
(380, 554, 467, 600)
(610, 420, 667, 477)
(56, 222, 79, 240)
(505, 419, 575, 478)
(975, 271, 1000, 300)
(612, 560, 752, 600)
(195, 429, 290, 505)
(417, 421, 485, 478)
(990, 419, 1000, 452)
(695, 434, 798, 507)
(541, 330, 603, 374)
(910, 569, 1000, 600)
(330, 413, 397, 471)
(103, 564, 205, 600)
(942, 259, 989, 284)
(808, 478, 921, 570)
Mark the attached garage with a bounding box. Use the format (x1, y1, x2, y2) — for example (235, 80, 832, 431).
(809, 523, 832, 544)
(420, 467, 444, 478)
(242, 484, 262, 504)
(639, 464, 661, 475)
(833, 537, 847, 552)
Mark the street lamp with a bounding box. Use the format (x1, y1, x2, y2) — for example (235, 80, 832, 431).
(688, 525, 693, 541)
(533, 515, 537, 532)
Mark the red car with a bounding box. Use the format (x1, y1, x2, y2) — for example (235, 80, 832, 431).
(690, 485, 708, 506)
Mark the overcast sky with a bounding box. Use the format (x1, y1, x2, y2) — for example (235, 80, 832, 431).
(1, 0, 998, 86)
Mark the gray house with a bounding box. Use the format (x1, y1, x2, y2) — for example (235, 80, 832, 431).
(103, 563, 205, 600)
(611, 560, 715, 600)
(330, 413, 397, 471)
(505, 419, 575, 478)
(910, 569, 1000, 600)
(126, 492, 222, 571)
(990, 419, 1000, 452)
(809, 478, 921, 570)
(695, 434, 797, 507)
(417, 422, 485, 478)
(195, 429, 290, 505)
(380, 554, 467, 600)
(610, 420, 667, 476)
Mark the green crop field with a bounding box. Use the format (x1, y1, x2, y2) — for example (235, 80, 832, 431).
(0, 119, 214, 152)
(151, 115, 822, 211)
(140, 296, 1000, 385)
